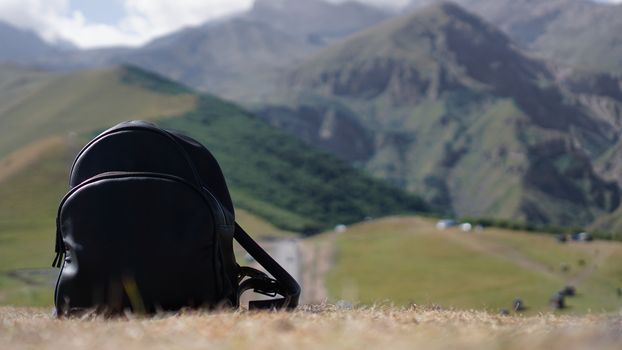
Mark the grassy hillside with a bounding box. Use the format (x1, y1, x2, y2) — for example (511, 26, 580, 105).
(0, 65, 202, 306)
(0, 66, 197, 159)
(0, 64, 426, 230)
(261, 3, 622, 230)
(2, 306, 621, 350)
(0, 65, 427, 306)
(0, 64, 54, 117)
(0, 139, 67, 306)
(324, 217, 622, 314)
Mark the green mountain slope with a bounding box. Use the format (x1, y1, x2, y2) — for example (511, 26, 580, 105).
(0, 64, 427, 305)
(0, 63, 426, 240)
(259, 3, 622, 229)
(160, 95, 427, 231)
(0, 65, 197, 159)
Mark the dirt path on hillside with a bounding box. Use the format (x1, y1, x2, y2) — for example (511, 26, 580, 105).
(568, 243, 615, 286)
(443, 231, 617, 287)
(239, 239, 302, 307)
(238, 235, 337, 306)
(2, 268, 58, 287)
(299, 234, 337, 304)
(443, 231, 561, 281)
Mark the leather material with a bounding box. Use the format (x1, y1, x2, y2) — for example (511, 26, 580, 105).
(55, 173, 229, 314)
(54, 120, 300, 314)
(70, 128, 199, 188)
(171, 131, 235, 214)
(170, 131, 238, 296)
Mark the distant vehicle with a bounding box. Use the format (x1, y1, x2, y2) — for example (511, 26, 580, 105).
(555, 234, 567, 243)
(571, 232, 593, 242)
(559, 285, 576, 297)
(578, 232, 593, 242)
(550, 293, 565, 310)
(512, 298, 525, 312)
(436, 219, 456, 230)
(460, 223, 472, 232)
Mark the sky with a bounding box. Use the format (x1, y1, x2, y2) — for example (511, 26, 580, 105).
(0, 0, 620, 49)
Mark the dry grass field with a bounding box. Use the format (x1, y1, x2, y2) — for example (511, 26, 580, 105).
(1, 305, 621, 350)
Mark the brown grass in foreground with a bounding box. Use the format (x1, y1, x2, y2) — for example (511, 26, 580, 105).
(1, 305, 621, 350)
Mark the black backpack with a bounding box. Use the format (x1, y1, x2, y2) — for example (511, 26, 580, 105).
(52, 120, 300, 315)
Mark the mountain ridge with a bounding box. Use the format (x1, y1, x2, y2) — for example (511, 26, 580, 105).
(0, 0, 390, 102)
(408, 0, 622, 73)
(258, 2, 622, 229)
(0, 64, 427, 233)
(2, 1, 622, 233)
(0, 21, 60, 63)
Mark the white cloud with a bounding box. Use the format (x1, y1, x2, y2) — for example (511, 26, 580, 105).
(0, 0, 254, 48)
(327, 0, 410, 8)
(117, 0, 255, 45)
(0, 0, 620, 49)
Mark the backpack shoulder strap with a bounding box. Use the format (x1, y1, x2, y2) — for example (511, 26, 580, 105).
(234, 223, 301, 310)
